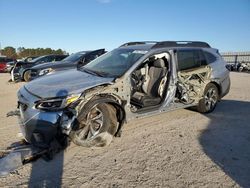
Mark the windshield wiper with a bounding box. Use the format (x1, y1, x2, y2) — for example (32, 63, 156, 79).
(94, 70, 113, 77)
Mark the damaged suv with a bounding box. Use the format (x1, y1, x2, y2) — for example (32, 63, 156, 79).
(17, 41, 230, 148)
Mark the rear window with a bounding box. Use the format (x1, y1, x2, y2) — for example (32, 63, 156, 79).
(177, 49, 207, 71)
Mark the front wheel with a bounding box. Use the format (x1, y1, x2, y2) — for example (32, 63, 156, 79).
(197, 83, 219, 113)
(70, 103, 118, 147)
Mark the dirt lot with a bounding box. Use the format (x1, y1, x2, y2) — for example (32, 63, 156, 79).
(0, 72, 249, 187)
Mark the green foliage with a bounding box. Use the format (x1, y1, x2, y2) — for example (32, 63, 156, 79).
(1, 46, 17, 58)
(0, 46, 67, 59)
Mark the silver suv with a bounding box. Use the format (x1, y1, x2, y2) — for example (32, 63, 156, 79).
(17, 41, 230, 148)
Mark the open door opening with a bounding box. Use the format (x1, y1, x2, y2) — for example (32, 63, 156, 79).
(130, 52, 171, 112)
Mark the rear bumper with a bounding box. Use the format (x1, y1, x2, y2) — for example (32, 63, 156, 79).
(220, 74, 231, 99)
(0, 64, 7, 72)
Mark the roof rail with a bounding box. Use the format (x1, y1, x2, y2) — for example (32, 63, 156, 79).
(119, 41, 157, 47)
(152, 41, 211, 48)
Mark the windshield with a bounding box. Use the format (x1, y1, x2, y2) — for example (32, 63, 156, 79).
(62, 52, 86, 62)
(83, 48, 147, 77)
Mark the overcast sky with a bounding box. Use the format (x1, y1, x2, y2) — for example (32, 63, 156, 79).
(0, 0, 249, 53)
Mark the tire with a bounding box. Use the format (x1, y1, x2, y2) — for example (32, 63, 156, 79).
(197, 83, 219, 113)
(23, 70, 31, 82)
(70, 103, 118, 147)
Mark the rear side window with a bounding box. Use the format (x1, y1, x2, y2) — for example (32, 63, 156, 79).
(177, 50, 207, 71)
(55, 55, 65, 61)
(38, 56, 50, 63)
(204, 51, 217, 64)
(85, 54, 98, 63)
(48, 56, 56, 62)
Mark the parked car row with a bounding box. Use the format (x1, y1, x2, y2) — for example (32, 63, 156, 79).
(11, 54, 69, 82)
(226, 62, 250, 72)
(28, 49, 105, 81)
(16, 41, 231, 151)
(6, 49, 106, 82)
(0, 56, 16, 73)
(5, 56, 38, 73)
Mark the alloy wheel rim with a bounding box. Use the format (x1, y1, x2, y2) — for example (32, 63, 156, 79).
(204, 88, 217, 111)
(77, 106, 104, 140)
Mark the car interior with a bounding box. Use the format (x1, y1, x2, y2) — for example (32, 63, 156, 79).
(130, 52, 170, 111)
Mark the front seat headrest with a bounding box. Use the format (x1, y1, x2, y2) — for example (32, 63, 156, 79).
(153, 58, 165, 68)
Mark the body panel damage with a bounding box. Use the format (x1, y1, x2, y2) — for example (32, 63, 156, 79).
(16, 41, 231, 150)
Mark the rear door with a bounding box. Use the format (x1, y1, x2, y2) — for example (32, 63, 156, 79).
(176, 49, 211, 102)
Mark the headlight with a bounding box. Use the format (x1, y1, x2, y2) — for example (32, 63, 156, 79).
(36, 94, 81, 110)
(65, 95, 81, 105)
(39, 68, 53, 76)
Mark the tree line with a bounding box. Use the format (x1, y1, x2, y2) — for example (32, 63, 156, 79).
(0, 46, 68, 59)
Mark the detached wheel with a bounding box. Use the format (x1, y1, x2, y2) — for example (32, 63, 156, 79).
(70, 103, 118, 147)
(197, 83, 219, 113)
(23, 70, 31, 82)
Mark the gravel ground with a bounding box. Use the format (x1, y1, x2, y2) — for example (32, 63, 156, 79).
(0, 72, 249, 188)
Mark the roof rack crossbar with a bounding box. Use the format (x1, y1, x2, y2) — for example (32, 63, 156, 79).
(119, 41, 157, 47)
(152, 41, 211, 48)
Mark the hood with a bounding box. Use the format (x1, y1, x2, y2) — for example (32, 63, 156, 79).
(24, 69, 114, 98)
(31, 61, 65, 70)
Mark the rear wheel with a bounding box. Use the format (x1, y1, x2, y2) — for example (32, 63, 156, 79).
(70, 103, 118, 147)
(197, 83, 219, 113)
(23, 70, 31, 82)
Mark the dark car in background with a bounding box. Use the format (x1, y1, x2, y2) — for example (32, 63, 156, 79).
(28, 49, 106, 81)
(12, 54, 68, 82)
(0, 57, 16, 73)
(5, 56, 38, 73)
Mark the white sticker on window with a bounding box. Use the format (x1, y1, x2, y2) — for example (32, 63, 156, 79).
(133, 50, 148, 54)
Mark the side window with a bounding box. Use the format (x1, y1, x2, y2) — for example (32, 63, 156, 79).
(38, 56, 49, 63)
(177, 49, 208, 71)
(55, 55, 64, 61)
(177, 50, 200, 71)
(86, 50, 104, 63)
(85, 54, 98, 63)
(199, 50, 207, 66)
(49, 56, 56, 62)
(204, 51, 217, 64)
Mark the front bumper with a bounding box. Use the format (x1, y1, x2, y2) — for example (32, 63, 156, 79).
(18, 87, 63, 148)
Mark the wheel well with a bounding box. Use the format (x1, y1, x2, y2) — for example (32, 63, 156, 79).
(106, 102, 126, 137)
(22, 69, 30, 78)
(210, 81, 221, 99)
(80, 95, 126, 137)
